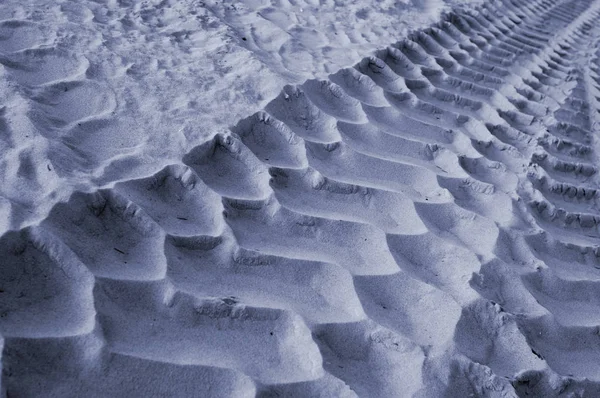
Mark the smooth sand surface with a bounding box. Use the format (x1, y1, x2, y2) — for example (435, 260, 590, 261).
(4, 0, 600, 397)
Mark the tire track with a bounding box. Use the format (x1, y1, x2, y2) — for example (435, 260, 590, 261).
(4, 0, 600, 396)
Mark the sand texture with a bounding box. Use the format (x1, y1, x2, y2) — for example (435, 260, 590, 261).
(3, 0, 600, 396)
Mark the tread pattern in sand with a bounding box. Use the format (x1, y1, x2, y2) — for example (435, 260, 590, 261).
(4, 0, 600, 397)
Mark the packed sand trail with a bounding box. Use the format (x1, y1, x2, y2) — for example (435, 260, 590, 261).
(3, 0, 600, 396)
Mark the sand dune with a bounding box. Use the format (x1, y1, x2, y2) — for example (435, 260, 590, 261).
(4, 0, 600, 396)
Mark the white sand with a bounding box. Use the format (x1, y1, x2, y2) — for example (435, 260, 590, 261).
(3, 0, 600, 396)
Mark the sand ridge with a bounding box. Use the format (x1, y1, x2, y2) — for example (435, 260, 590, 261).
(4, 0, 600, 396)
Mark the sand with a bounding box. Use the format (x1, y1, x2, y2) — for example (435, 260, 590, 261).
(3, 0, 600, 396)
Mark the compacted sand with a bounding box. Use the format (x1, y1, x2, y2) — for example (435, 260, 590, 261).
(3, 0, 600, 396)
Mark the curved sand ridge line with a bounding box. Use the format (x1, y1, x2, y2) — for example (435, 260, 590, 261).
(5, 0, 600, 396)
(0, 12, 127, 234)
